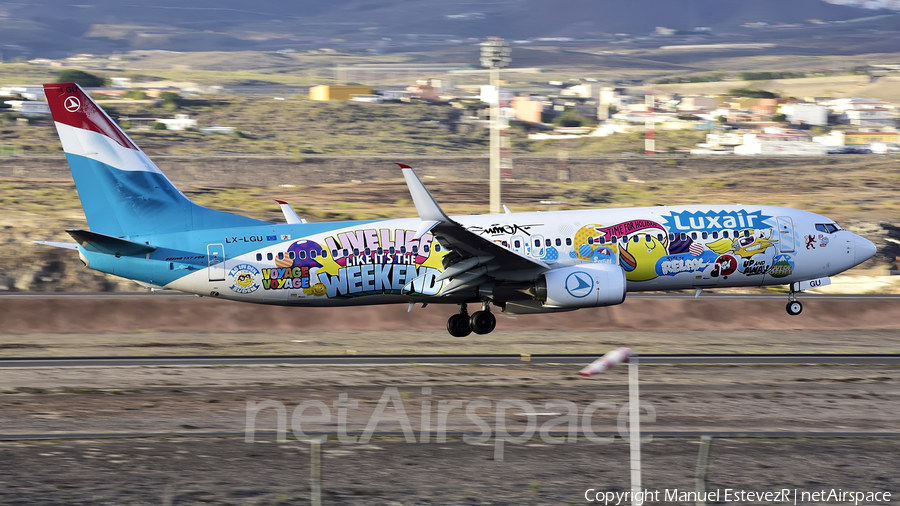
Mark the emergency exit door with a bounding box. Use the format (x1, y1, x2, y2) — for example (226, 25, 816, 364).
(207, 243, 225, 281)
(777, 217, 795, 253)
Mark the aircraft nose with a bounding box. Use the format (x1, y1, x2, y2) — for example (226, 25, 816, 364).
(854, 234, 877, 265)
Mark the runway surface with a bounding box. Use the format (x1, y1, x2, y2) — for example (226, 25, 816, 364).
(1, 292, 898, 299)
(1, 353, 897, 368)
(2, 430, 899, 441)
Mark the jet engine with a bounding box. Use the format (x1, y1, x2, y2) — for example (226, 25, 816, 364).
(534, 263, 627, 309)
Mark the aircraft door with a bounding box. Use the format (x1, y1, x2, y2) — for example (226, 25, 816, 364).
(207, 243, 225, 281)
(531, 235, 545, 258)
(512, 235, 525, 255)
(777, 217, 795, 253)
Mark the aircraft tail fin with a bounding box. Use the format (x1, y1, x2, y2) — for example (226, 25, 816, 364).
(43, 83, 267, 237)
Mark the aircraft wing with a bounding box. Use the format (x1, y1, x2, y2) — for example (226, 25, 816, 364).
(275, 200, 307, 224)
(401, 167, 548, 295)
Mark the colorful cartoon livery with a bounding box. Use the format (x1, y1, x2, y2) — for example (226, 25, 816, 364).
(39, 83, 877, 336)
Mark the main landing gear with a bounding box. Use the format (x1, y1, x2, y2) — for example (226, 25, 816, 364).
(785, 289, 803, 316)
(447, 301, 497, 336)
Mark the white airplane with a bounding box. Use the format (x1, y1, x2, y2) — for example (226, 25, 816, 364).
(38, 83, 877, 336)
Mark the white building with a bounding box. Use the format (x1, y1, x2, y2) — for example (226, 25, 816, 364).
(780, 103, 828, 126)
(678, 95, 719, 112)
(5, 100, 50, 117)
(845, 108, 894, 126)
(0, 86, 45, 101)
(826, 97, 893, 114)
(156, 114, 197, 131)
(734, 133, 828, 156)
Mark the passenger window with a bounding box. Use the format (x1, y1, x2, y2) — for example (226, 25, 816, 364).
(353, 248, 359, 256)
(702, 232, 708, 240)
(321, 250, 328, 258)
(299, 251, 306, 260)
(599, 237, 606, 245)
(267, 252, 273, 261)
(545, 239, 551, 247)
(400, 246, 406, 254)
(424, 245, 431, 253)
(342, 249, 349, 257)
(712, 231, 718, 239)
(514, 240, 521, 248)
(412, 246, 418, 254)
(331, 249, 338, 257)
(680, 233, 686, 241)
(289, 251, 295, 260)
(743, 230, 750, 237)
(691, 232, 698, 240)
(588, 237, 594, 245)
(256, 253, 262, 261)
(657, 234, 663, 241)
(555, 238, 561, 246)
(364, 248, 371, 255)
(502, 241, 508, 247)
(723, 231, 729, 238)
(435, 244, 442, 252)
(566, 238, 572, 246)
(669, 233, 675, 241)
(633, 236, 639, 243)
(389, 247, 396, 255)
(311, 250, 318, 259)
(278, 252, 284, 260)
(534, 239, 540, 248)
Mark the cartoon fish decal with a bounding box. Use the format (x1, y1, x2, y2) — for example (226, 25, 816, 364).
(732, 232, 778, 259)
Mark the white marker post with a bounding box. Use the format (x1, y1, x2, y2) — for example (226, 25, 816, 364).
(580, 347, 641, 505)
(629, 354, 641, 505)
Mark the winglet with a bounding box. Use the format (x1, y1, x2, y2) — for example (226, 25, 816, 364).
(401, 168, 452, 224)
(275, 199, 305, 224)
(396, 163, 412, 169)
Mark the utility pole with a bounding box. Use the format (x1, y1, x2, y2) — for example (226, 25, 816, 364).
(645, 86, 655, 155)
(480, 38, 511, 214)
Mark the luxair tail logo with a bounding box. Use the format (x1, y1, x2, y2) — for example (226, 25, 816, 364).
(662, 210, 773, 233)
(229, 264, 260, 294)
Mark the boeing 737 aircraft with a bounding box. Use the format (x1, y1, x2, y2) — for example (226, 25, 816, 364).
(39, 83, 877, 336)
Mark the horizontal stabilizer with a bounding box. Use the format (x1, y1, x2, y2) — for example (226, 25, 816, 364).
(32, 241, 78, 250)
(66, 229, 157, 256)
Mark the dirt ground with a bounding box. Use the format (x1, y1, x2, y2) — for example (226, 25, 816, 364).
(2, 437, 898, 505)
(1, 355, 899, 505)
(1, 301, 899, 504)
(3, 295, 900, 338)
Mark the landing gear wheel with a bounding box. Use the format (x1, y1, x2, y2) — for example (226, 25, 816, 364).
(447, 313, 472, 337)
(469, 310, 497, 335)
(786, 301, 803, 316)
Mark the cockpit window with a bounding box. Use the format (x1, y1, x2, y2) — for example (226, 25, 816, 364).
(816, 223, 840, 234)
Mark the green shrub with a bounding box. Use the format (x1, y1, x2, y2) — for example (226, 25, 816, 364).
(55, 69, 106, 87)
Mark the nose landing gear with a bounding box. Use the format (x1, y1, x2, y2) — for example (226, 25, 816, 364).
(785, 289, 803, 316)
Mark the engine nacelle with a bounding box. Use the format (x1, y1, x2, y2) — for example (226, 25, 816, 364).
(535, 264, 627, 309)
